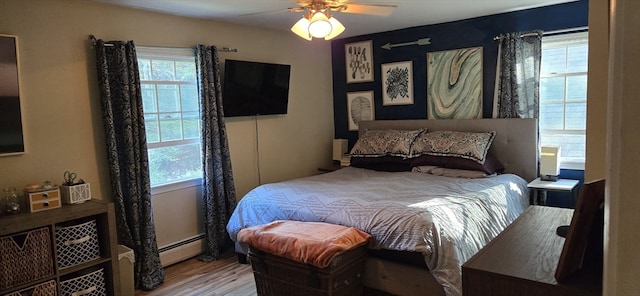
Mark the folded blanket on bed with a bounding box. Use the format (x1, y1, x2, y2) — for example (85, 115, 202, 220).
(237, 220, 371, 268)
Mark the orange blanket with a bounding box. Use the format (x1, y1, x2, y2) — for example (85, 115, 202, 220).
(237, 220, 371, 268)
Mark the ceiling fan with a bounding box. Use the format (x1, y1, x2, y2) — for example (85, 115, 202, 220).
(282, 1, 398, 40)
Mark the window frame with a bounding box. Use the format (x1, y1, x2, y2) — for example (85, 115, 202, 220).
(136, 47, 203, 190)
(539, 31, 589, 170)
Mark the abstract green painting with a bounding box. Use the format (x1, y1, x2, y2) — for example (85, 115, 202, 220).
(427, 47, 483, 119)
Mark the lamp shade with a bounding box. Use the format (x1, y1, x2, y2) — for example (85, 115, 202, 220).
(290, 17, 312, 40)
(540, 146, 561, 179)
(324, 17, 345, 40)
(333, 139, 348, 161)
(308, 12, 332, 38)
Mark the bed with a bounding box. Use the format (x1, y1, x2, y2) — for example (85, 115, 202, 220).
(226, 118, 538, 296)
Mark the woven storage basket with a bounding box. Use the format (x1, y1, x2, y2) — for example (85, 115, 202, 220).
(0, 227, 54, 290)
(4, 280, 57, 296)
(60, 268, 106, 296)
(55, 220, 101, 269)
(248, 245, 367, 296)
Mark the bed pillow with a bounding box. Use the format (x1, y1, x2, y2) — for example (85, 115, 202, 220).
(429, 167, 494, 179)
(350, 128, 425, 158)
(410, 154, 505, 174)
(410, 130, 496, 163)
(350, 155, 414, 172)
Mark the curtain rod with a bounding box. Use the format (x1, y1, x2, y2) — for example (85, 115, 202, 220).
(493, 26, 588, 41)
(88, 35, 238, 52)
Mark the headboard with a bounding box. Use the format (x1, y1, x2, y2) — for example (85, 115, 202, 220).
(359, 118, 538, 181)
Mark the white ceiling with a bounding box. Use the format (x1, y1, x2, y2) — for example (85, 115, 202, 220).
(87, 0, 577, 38)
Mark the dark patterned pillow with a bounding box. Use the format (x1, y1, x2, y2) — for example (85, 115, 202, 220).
(410, 154, 505, 174)
(350, 129, 425, 157)
(410, 130, 496, 163)
(351, 156, 414, 172)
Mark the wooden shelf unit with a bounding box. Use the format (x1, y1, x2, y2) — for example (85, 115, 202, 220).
(0, 200, 120, 296)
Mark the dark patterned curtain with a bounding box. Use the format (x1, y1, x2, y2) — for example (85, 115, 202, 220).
(94, 39, 164, 290)
(195, 45, 237, 261)
(493, 30, 543, 118)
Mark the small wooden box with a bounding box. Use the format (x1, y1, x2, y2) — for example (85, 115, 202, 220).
(25, 189, 62, 213)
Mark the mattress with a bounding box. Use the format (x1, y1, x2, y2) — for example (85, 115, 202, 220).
(227, 167, 529, 296)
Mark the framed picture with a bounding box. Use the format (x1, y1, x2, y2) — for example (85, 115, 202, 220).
(347, 91, 374, 131)
(345, 40, 373, 83)
(427, 46, 483, 119)
(381, 61, 414, 106)
(0, 34, 25, 156)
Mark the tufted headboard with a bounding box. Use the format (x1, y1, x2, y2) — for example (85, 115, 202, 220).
(358, 118, 538, 182)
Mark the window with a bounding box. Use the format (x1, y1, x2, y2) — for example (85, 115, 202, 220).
(137, 47, 202, 187)
(539, 32, 588, 169)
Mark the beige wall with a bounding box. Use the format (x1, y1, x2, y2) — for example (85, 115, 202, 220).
(604, 0, 640, 294)
(585, 0, 609, 181)
(0, 0, 334, 247)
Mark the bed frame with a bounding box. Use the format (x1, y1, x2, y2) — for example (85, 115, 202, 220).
(236, 118, 538, 295)
(358, 118, 538, 295)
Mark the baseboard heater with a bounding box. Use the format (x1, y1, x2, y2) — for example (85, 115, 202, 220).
(158, 234, 204, 267)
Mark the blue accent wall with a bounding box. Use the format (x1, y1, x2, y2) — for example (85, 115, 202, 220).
(331, 0, 589, 145)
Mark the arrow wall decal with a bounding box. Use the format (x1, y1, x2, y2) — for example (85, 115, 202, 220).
(381, 38, 431, 50)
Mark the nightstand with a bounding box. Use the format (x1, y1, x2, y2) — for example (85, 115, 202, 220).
(528, 177, 579, 207)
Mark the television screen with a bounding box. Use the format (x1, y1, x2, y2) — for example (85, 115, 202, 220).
(222, 59, 291, 117)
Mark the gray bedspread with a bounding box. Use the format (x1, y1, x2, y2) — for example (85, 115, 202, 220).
(226, 167, 529, 296)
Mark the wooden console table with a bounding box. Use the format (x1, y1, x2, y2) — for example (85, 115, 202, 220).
(462, 206, 602, 296)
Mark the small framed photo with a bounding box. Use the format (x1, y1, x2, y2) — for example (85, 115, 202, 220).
(346, 91, 374, 131)
(345, 40, 373, 83)
(381, 61, 414, 106)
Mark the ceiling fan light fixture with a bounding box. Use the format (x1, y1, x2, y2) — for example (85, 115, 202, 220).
(324, 17, 345, 40)
(291, 17, 312, 40)
(308, 11, 333, 38)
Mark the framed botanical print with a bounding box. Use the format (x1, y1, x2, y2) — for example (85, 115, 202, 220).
(381, 61, 414, 106)
(347, 91, 374, 131)
(345, 40, 373, 83)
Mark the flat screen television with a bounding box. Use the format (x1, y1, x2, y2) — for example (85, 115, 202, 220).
(222, 59, 291, 117)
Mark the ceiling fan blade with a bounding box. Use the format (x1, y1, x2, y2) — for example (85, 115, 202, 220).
(339, 4, 397, 16)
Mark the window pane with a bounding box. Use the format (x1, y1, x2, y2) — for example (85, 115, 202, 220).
(145, 114, 159, 143)
(541, 133, 586, 159)
(141, 84, 157, 112)
(148, 143, 202, 187)
(159, 113, 183, 141)
(152, 59, 176, 81)
(183, 112, 200, 139)
(176, 61, 196, 82)
(180, 85, 199, 112)
(157, 85, 180, 112)
(539, 103, 564, 130)
(540, 77, 565, 103)
(139, 59, 152, 80)
(541, 47, 566, 74)
(565, 102, 586, 130)
(567, 44, 588, 72)
(566, 75, 587, 102)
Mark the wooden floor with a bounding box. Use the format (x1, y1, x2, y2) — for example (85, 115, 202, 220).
(135, 252, 257, 296)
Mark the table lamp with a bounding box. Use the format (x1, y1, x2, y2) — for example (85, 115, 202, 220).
(540, 146, 561, 181)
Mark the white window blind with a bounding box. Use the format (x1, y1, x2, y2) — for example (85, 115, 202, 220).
(539, 32, 588, 170)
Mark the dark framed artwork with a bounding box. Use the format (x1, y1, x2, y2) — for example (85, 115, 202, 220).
(381, 61, 413, 106)
(0, 34, 25, 156)
(345, 40, 373, 83)
(555, 179, 605, 282)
